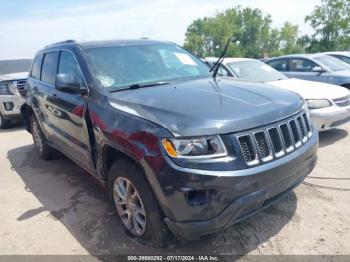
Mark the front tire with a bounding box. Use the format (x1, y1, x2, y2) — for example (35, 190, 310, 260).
(108, 158, 173, 247)
(31, 115, 54, 160)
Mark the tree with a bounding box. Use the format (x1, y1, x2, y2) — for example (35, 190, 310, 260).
(279, 22, 304, 54)
(183, 6, 303, 58)
(305, 0, 350, 51)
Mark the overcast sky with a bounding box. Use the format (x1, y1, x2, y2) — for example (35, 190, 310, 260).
(0, 0, 321, 59)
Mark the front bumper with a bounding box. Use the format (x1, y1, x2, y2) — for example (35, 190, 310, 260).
(310, 105, 350, 131)
(152, 131, 318, 239)
(0, 94, 24, 118)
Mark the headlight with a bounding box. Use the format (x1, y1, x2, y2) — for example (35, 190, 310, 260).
(162, 136, 227, 159)
(0, 82, 13, 95)
(306, 99, 332, 109)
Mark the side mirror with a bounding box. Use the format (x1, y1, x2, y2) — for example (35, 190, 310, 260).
(56, 74, 87, 95)
(311, 66, 326, 73)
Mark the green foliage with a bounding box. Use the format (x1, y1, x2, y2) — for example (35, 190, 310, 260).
(304, 0, 350, 52)
(183, 6, 304, 58)
(184, 1, 350, 58)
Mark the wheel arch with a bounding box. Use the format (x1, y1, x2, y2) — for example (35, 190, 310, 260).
(99, 143, 172, 219)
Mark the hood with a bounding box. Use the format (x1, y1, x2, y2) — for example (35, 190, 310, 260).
(108, 77, 304, 137)
(330, 69, 350, 77)
(268, 78, 350, 100)
(0, 72, 28, 81)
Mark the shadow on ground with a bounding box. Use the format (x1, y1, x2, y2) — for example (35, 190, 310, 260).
(7, 144, 298, 256)
(319, 128, 348, 148)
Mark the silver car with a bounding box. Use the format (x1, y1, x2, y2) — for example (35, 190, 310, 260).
(206, 57, 350, 131)
(323, 51, 350, 65)
(0, 59, 31, 129)
(265, 54, 350, 89)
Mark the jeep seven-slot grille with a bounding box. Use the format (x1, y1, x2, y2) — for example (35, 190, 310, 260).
(17, 80, 27, 98)
(238, 136, 256, 163)
(237, 110, 312, 167)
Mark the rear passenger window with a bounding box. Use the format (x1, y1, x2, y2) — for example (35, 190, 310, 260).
(41, 52, 59, 85)
(31, 55, 42, 80)
(268, 59, 288, 72)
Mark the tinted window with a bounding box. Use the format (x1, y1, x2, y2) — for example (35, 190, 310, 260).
(41, 52, 59, 85)
(268, 59, 288, 72)
(31, 56, 42, 80)
(58, 51, 84, 87)
(290, 58, 317, 72)
(335, 55, 350, 65)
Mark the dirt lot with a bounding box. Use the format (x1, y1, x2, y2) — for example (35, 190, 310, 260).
(0, 125, 350, 257)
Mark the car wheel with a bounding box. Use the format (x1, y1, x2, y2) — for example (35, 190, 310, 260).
(0, 113, 11, 129)
(31, 115, 54, 160)
(108, 158, 173, 247)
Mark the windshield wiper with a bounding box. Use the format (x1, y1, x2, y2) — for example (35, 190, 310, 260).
(109, 81, 172, 92)
(128, 81, 171, 89)
(209, 37, 233, 78)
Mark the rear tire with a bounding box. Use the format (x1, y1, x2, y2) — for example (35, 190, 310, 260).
(31, 115, 54, 160)
(107, 158, 173, 247)
(0, 113, 11, 129)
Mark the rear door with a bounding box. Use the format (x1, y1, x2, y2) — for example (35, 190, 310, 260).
(28, 52, 59, 141)
(267, 58, 290, 77)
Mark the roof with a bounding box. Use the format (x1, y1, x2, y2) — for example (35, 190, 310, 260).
(266, 53, 330, 60)
(205, 57, 254, 63)
(46, 39, 171, 49)
(321, 51, 350, 56)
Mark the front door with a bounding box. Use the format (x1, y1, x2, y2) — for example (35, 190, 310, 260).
(46, 50, 93, 170)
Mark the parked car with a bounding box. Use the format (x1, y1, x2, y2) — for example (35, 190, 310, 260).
(205, 57, 350, 131)
(265, 54, 350, 89)
(21, 39, 318, 245)
(322, 51, 350, 65)
(0, 59, 31, 128)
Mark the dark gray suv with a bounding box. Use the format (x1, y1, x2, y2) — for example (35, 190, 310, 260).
(21, 39, 318, 245)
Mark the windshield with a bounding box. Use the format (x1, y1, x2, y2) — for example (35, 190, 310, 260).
(314, 55, 350, 71)
(227, 60, 287, 82)
(84, 43, 210, 91)
(0, 59, 32, 75)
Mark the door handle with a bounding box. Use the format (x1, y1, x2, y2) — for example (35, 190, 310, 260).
(33, 86, 38, 91)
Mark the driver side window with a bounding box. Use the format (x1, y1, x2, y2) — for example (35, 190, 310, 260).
(58, 51, 84, 87)
(289, 58, 318, 72)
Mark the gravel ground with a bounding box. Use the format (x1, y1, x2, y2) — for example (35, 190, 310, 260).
(0, 124, 349, 258)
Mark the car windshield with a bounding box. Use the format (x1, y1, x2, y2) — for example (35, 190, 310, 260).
(0, 59, 32, 75)
(314, 55, 350, 71)
(227, 60, 287, 82)
(84, 43, 210, 91)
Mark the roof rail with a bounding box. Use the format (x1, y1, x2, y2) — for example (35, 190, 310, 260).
(45, 39, 76, 48)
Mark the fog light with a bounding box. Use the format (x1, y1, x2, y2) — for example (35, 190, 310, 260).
(4, 102, 14, 111)
(185, 189, 216, 206)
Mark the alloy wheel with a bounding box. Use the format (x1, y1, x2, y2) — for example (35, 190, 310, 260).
(113, 177, 147, 236)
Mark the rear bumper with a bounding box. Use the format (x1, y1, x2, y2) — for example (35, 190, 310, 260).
(161, 132, 318, 239)
(311, 105, 350, 131)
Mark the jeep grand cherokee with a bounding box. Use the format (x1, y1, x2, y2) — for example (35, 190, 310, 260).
(21, 39, 318, 245)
